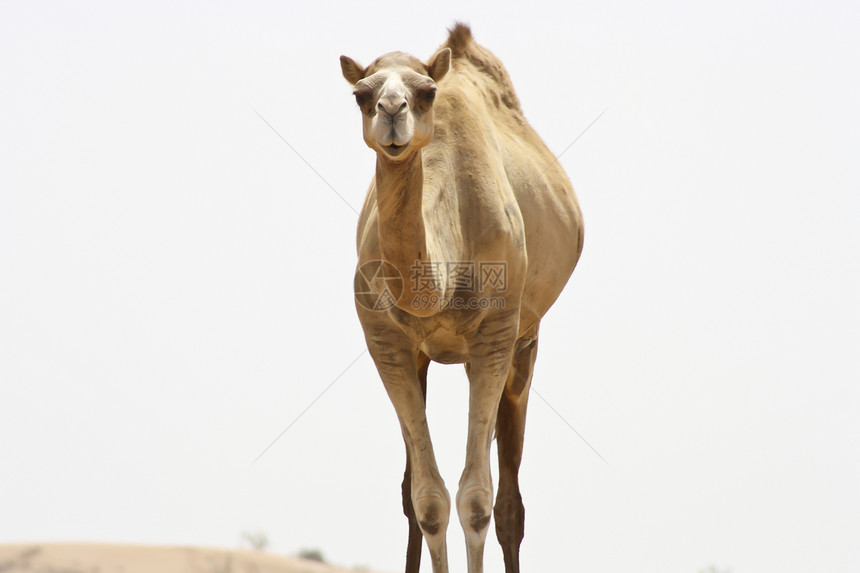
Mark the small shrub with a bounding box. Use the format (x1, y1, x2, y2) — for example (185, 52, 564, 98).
(241, 530, 270, 551)
(698, 567, 731, 573)
(298, 548, 326, 563)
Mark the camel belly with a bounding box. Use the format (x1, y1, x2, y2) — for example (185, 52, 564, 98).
(420, 330, 469, 364)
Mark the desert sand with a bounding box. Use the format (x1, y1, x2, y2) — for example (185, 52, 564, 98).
(0, 543, 387, 573)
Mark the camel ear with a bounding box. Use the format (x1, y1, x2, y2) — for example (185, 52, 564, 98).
(426, 48, 451, 82)
(340, 55, 366, 85)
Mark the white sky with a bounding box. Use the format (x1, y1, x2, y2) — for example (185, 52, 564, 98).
(1, 2, 858, 572)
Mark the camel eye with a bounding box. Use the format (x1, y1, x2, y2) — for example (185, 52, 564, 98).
(353, 89, 370, 107)
(418, 85, 437, 102)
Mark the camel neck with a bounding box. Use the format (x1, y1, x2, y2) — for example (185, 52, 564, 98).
(374, 151, 442, 316)
(375, 151, 425, 221)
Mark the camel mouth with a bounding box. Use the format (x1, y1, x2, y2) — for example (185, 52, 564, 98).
(382, 143, 408, 157)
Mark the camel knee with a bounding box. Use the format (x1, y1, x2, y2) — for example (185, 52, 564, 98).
(494, 489, 525, 545)
(457, 485, 494, 534)
(413, 490, 451, 537)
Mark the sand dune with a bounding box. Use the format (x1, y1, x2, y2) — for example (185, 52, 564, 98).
(0, 543, 385, 573)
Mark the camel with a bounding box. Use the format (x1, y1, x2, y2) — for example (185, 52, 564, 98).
(341, 24, 584, 573)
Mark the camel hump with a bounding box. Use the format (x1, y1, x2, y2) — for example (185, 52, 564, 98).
(444, 22, 474, 58)
(442, 23, 522, 113)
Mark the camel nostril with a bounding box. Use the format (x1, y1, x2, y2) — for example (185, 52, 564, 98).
(378, 98, 408, 117)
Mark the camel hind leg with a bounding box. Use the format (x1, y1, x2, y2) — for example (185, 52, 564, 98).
(494, 335, 538, 573)
(401, 352, 430, 573)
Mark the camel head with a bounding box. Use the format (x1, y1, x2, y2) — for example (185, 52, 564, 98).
(340, 48, 451, 160)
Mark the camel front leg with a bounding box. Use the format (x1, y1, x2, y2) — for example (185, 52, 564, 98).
(371, 345, 450, 573)
(458, 315, 518, 573)
(401, 352, 430, 573)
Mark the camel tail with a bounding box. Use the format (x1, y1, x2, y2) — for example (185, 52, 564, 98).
(442, 22, 522, 112)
